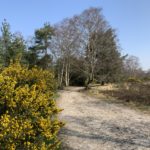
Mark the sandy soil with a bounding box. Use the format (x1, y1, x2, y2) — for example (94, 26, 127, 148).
(57, 87, 150, 150)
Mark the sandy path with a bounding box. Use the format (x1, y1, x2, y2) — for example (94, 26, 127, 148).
(57, 87, 150, 150)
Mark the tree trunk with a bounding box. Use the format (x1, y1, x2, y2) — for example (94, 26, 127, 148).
(65, 58, 70, 87)
(59, 60, 65, 87)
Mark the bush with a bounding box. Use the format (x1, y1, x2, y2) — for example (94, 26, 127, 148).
(127, 77, 141, 83)
(0, 62, 63, 149)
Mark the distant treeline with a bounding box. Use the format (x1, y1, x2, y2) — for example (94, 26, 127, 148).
(0, 7, 149, 87)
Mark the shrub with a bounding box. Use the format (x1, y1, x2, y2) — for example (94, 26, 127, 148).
(127, 77, 141, 83)
(113, 82, 150, 105)
(0, 62, 63, 149)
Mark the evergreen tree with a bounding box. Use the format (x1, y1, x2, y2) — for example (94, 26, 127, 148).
(0, 19, 12, 66)
(94, 29, 123, 83)
(0, 20, 26, 66)
(27, 23, 54, 69)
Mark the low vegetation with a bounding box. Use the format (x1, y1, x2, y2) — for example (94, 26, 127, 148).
(87, 80, 150, 112)
(115, 79, 150, 105)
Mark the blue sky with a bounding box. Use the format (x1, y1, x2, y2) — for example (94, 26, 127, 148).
(0, 0, 150, 70)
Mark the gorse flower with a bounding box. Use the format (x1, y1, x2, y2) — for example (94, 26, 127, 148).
(0, 62, 63, 149)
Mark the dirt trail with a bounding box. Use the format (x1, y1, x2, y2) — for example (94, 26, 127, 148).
(57, 87, 150, 150)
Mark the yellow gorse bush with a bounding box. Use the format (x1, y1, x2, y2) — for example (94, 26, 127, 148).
(0, 62, 63, 149)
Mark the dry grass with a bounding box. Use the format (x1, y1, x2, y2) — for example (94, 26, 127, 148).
(87, 83, 150, 113)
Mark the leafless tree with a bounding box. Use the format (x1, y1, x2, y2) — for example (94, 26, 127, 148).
(51, 18, 81, 86)
(123, 55, 141, 78)
(76, 7, 109, 83)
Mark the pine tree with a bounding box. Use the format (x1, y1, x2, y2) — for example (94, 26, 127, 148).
(27, 23, 54, 69)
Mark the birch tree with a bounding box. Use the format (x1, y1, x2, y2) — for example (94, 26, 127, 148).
(51, 18, 81, 87)
(76, 8, 108, 83)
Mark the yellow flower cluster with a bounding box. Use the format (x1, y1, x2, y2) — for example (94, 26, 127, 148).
(0, 62, 63, 149)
